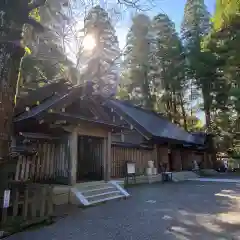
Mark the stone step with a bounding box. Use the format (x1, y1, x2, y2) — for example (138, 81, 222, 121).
(75, 181, 108, 191)
(82, 186, 116, 197)
(88, 194, 124, 205)
(86, 190, 122, 201)
(71, 181, 130, 206)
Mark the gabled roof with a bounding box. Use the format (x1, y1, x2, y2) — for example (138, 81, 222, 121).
(15, 79, 69, 116)
(14, 81, 123, 130)
(105, 99, 203, 145)
(14, 84, 86, 122)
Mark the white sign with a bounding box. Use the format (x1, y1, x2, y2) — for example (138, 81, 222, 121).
(127, 163, 135, 174)
(3, 190, 10, 208)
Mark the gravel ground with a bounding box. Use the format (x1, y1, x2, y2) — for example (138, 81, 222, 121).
(6, 181, 240, 240)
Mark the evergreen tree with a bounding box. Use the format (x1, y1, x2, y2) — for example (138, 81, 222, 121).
(181, 0, 213, 130)
(18, 0, 72, 97)
(205, 0, 240, 153)
(213, 0, 240, 31)
(151, 13, 187, 128)
(123, 14, 154, 109)
(80, 5, 120, 97)
(0, 0, 46, 161)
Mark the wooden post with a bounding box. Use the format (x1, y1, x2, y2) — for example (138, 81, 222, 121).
(179, 150, 183, 171)
(69, 129, 78, 185)
(106, 132, 112, 181)
(40, 187, 46, 217)
(153, 144, 158, 172)
(103, 137, 107, 181)
(23, 187, 29, 220)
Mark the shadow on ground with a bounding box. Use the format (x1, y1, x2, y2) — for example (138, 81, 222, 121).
(6, 182, 240, 240)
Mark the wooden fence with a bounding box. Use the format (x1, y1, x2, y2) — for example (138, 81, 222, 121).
(15, 140, 70, 185)
(0, 182, 53, 233)
(111, 145, 153, 178)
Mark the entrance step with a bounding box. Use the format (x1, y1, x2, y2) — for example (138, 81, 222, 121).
(71, 181, 130, 206)
(172, 171, 200, 182)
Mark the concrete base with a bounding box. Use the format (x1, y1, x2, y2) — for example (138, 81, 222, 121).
(117, 174, 162, 185)
(53, 185, 71, 205)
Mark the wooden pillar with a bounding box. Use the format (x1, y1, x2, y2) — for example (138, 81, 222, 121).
(172, 149, 182, 171)
(202, 152, 207, 169)
(106, 132, 112, 181)
(103, 137, 107, 180)
(153, 144, 158, 170)
(179, 150, 183, 171)
(69, 129, 78, 185)
(159, 145, 169, 171)
(208, 153, 213, 168)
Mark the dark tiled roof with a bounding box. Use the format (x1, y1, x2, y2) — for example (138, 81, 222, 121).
(15, 79, 69, 115)
(43, 112, 121, 128)
(106, 99, 203, 145)
(14, 85, 83, 122)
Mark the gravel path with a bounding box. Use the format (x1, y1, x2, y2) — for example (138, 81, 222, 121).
(6, 182, 240, 240)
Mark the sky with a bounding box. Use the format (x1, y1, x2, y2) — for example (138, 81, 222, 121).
(69, 0, 216, 123)
(116, 0, 216, 49)
(114, 0, 216, 123)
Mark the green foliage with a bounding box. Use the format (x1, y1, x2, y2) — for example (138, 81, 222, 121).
(80, 5, 120, 96)
(122, 14, 154, 109)
(181, 0, 213, 130)
(201, 0, 240, 153)
(18, 0, 73, 97)
(29, 7, 41, 22)
(151, 13, 187, 124)
(212, 0, 240, 31)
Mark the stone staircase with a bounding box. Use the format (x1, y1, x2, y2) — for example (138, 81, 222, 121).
(172, 171, 200, 182)
(71, 181, 130, 206)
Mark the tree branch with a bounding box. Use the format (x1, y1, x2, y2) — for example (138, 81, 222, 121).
(28, 0, 47, 12)
(27, 18, 44, 32)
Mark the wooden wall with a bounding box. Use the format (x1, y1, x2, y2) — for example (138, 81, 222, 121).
(181, 149, 205, 170)
(111, 145, 153, 178)
(15, 140, 70, 184)
(171, 149, 182, 171)
(181, 149, 194, 170)
(157, 146, 169, 171)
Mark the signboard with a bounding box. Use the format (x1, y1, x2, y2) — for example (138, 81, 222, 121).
(127, 163, 135, 174)
(3, 190, 10, 208)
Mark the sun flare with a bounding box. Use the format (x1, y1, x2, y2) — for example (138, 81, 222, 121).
(82, 34, 96, 51)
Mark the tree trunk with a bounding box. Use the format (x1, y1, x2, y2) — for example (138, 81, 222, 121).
(202, 85, 212, 132)
(205, 109, 211, 132)
(0, 2, 26, 162)
(179, 93, 188, 131)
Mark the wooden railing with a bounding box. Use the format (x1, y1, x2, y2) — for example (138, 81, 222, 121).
(0, 182, 54, 234)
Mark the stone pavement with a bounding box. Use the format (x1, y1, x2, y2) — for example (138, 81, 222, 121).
(6, 182, 240, 240)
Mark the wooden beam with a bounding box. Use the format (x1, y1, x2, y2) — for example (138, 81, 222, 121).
(64, 122, 108, 138)
(69, 129, 78, 185)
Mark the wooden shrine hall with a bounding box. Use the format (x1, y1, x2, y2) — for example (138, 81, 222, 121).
(12, 79, 213, 186)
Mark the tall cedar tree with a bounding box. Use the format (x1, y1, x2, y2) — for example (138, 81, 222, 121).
(80, 5, 120, 97)
(0, 0, 46, 162)
(206, 0, 240, 153)
(151, 13, 187, 128)
(181, 0, 213, 130)
(123, 14, 154, 109)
